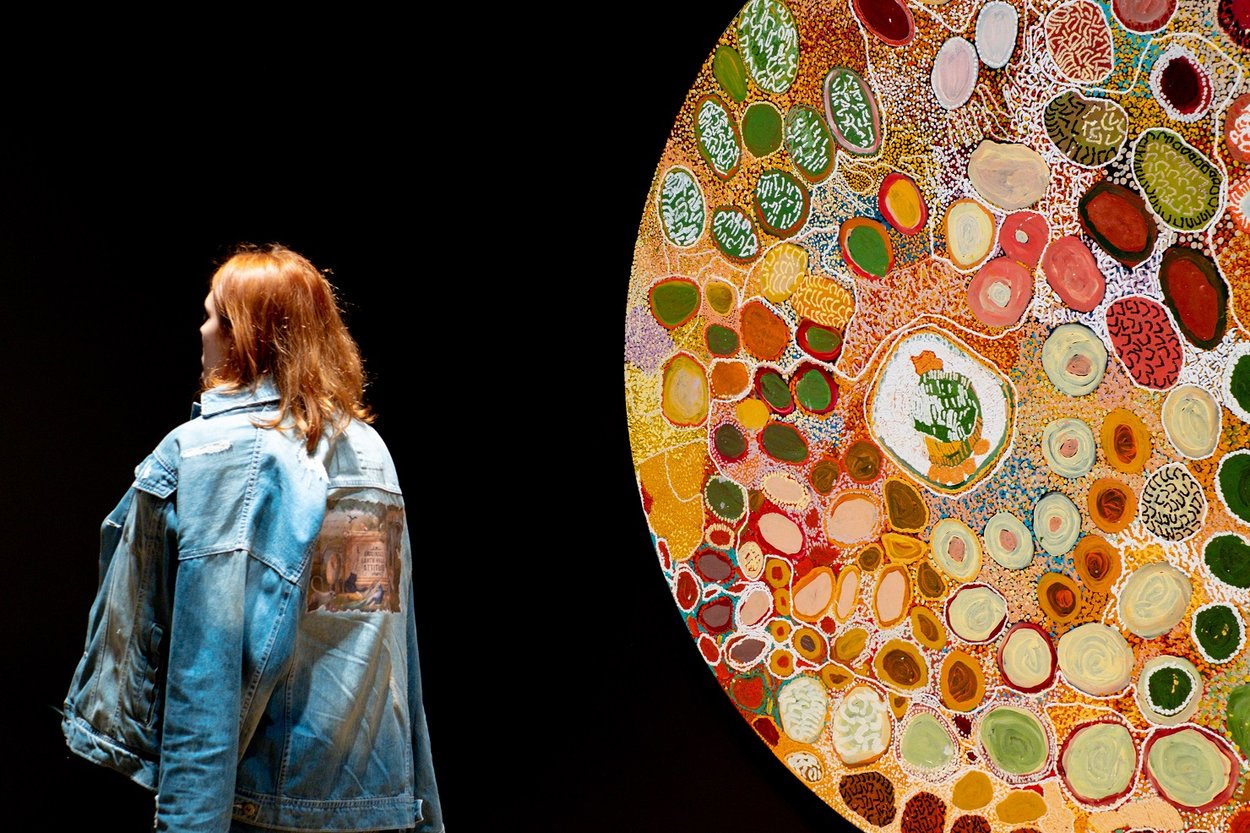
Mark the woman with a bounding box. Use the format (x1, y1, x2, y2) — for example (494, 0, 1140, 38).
(62, 245, 443, 833)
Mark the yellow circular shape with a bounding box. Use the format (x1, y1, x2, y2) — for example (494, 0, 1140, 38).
(789, 273, 855, 328)
(939, 649, 986, 711)
(769, 647, 798, 677)
(910, 606, 947, 649)
(945, 198, 996, 270)
(1088, 477, 1137, 534)
(873, 638, 929, 692)
(764, 557, 792, 589)
(757, 242, 809, 303)
(996, 790, 1047, 823)
(834, 627, 869, 663)
(769, 619, 793, 642)
(953, 770, 994, 810)
(1037, 572, 1082, 625)
(661, 353, 709, 426)
(1101, 408, 1151, 474)
(736, 398, 770, 430)
(705, 280, 736, 314)
(882, 532, 928, 564)
(820, 662, 855, 691)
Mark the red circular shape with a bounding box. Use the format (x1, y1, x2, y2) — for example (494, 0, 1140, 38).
(1042, 235, 1105, 312)
(968, 256, 1033, 326)
(1112, 0, 1177, 32)
(1000, 211, 1049, 267)
(852, 0, 916, 45)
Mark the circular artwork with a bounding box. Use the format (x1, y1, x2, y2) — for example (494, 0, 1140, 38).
(624, 0, 1250, 830)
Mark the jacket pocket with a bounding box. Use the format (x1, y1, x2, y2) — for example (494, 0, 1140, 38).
(140, 621, 166, 727)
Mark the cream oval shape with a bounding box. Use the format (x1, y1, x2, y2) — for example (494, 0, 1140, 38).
(932, 37, 979, 110)
(1162, 385, 1221, 459)
(968, 139, 1051, 210)
(1145, 727, 1236, 810)
(777, 675, 829, 744)
(762, 470, 810, 509)
(1041, 418, 1097, 478)
(825, 492, 880, 546)
(1058, 622, 1134, 696)
(1041, 323, 1107, 397)
(899, 711, 957, 771)
(1060, 721, 1136, 804)
(975, 0, 1018, 69)
(737, 583, 773, 627)
(983, 511, 1034, 569)
(998, 623, 1056, 692)
(875, 565, 911, 626)
(1118, 562, 1192, 638)
(792, 567, 836, 622)
(1034, 491, 1082, 556)
(834, 565, 861, 621)
(947, 584, 1008, 642)
(930, 517, 983, 581)
(831, 684, 892, 765)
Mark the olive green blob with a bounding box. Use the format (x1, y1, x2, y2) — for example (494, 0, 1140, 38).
(846, 225, 890, 277)
(761, 422, 808, 462)
(980, 707, 1047, 775)
(705, 282, 735, 314)
(900, 713, 954, 770)
(1194, 604, 1242, 662)
(1205, 534, 1250, 589)
(1227, 684, 1250, 757)
(742, 102, 783, 157)
(1148, 666, 1194, 713)
(1062, 723, 1135, 801)
(1147, 729, 1231, 808)
(714, 423, 746, 460)
(712, 45, 749, 102)
(794, 369, 832, 412)
(649, 280, 700, 327)
(705, 324, 739, 356)
(759, 371, 792, 411)
(1219, 453, 1250, 522)
(704, 476, 746, 522)
(1231, 355, 1250, 414)
(804, 324, 841, 355)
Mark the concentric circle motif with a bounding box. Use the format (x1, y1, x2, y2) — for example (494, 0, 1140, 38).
(625, 1, 1250, 830)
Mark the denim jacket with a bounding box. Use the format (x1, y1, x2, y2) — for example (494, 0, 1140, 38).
(62, 377, 443, 833)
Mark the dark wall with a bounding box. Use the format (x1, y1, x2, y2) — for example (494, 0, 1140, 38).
(9, 8, 859, 832)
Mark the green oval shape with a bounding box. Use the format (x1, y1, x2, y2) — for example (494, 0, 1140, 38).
(714, 423, 747, 460)
(824, 67, 881, 155)
(706, 281, 735, 314)
(694, 94, 742, 180)
(1147, 728, 1233, 809)
(658, 168, 705, 248)
(900, 712, 955, 770)
(753, 169, 810, 237)
(981, 706, 1048, 775)
(649, 279, 701, 328)
(1229, 353, 1250, 414)
(1133, 128, 1223, 231)
(759, 370, 793, 411)
(761, 422, 808, 462)
(743, 102, 783, 157)
(705, 476, 746, 522)
(1205, 534, 1250, 589)
(1043, 91, 1128, 168)
(785, 105, 834, 183)
(1218, 452, 1250, 524)
(794, 368, 832, 412)
(1227, 683, 1250, 757)
(1193, 603, 1243, 663)
(712, 207, 760, 261)
(803, 324, 841, 355)
(846, 224, 890, 277)
(737, 0, 800, 95)
(1147, 665, 1194, 713)
(706, 324, 739, 356)
(713, 45, 749, 102)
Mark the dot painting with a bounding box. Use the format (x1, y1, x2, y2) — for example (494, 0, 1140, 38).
(624, 0, 1250, 831)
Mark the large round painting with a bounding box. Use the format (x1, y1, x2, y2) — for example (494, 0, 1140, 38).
(624, 0, 1250, 830)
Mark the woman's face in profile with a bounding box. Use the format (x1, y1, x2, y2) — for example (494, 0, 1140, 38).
(200, 291, 228, 381)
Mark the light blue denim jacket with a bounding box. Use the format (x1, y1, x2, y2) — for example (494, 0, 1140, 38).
(62, 378, 443, 833)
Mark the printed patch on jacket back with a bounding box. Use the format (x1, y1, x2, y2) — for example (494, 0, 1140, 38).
(308, 496, 403, 613)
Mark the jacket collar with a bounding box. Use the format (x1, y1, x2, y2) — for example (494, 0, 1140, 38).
(193, 376, 282, 419)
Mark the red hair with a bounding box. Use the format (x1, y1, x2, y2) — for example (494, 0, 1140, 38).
(204, 244, 372, 451)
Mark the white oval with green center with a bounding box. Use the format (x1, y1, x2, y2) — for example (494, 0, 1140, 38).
(711, 207, 760, 261)
(784, 105, 833, 182)
(979, 705, 1049, 776)
(754, 169, 809, 237)
(1146, 728, 1234, 809)
(657, 167, 705, 247)
(823, 66, 881, 155)
(1041, 417, 1096, 478)
(694, 95, 741, 180)
(1057, 622, 1133, 696)
(1061, 722, 1135, 804)
(899, 711, 956, 772)
(1135, 656, 1201, 725)
(947, 584, 1007, 643)
(1034, 491, 1081, 556)
(736, 0, 799, 94)
(1117, 562, 1191, 638)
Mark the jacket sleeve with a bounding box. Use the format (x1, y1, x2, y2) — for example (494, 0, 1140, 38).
(155, 549, 253, 833)
(406, 520, 445, 833)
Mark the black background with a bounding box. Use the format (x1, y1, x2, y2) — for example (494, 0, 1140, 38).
(6, 7, 855, 833)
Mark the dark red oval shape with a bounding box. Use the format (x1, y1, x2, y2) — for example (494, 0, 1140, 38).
(1113, 0, 1177, 32)
(676, 570, 700, 610)
(1042, 236, 1105, 312)
(1160, 245, 1228, 349)
(698, 597, 735, 633)
(852, 0, 915, 45)
(1159, 53, 1211, 116)
(1078, 181, 1158, 266)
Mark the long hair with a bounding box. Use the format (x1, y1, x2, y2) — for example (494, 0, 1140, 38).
(203, 244, 373, 452)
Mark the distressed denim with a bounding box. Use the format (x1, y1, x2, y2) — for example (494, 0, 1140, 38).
(62, 377, 443, 832)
